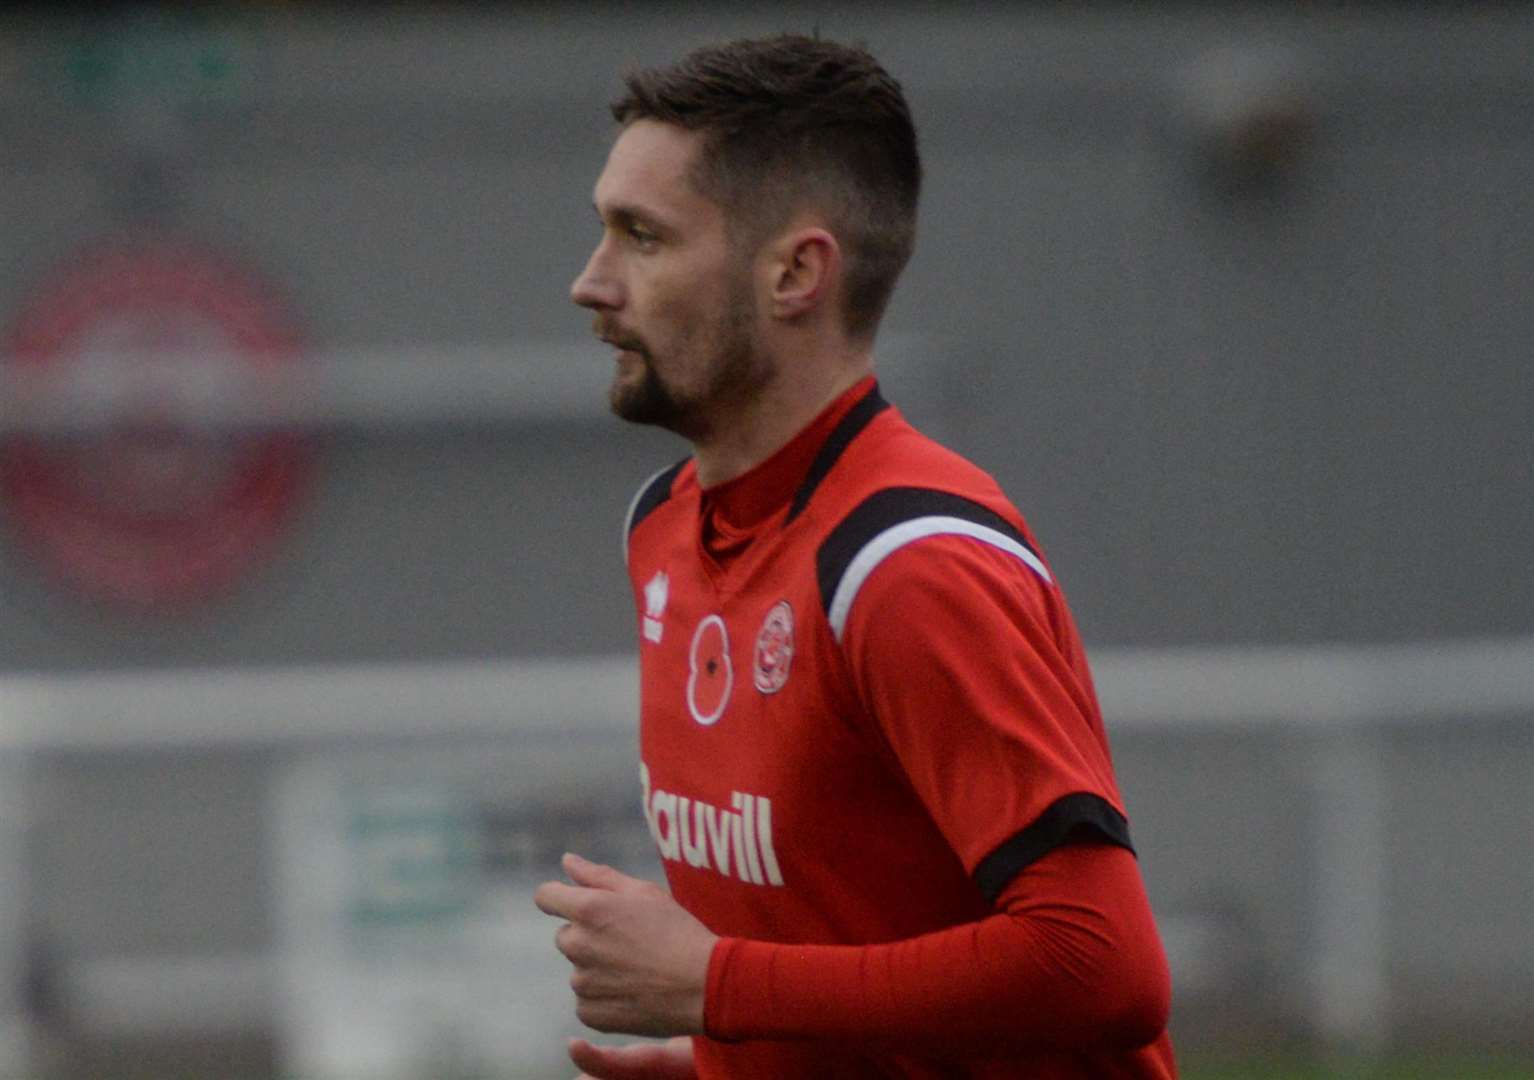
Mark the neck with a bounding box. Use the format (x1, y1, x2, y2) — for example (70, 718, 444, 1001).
(691, 345, 873, 489)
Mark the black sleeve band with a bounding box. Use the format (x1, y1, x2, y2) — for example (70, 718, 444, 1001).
(972, 793, 1135, 903)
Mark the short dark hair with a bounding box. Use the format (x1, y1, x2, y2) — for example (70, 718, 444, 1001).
(612, 34, 921, 340)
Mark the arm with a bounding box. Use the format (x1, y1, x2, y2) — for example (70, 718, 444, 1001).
(706, 840, 1170, 1053)
(708, 531, 1166, 1051)
(537, 842, 1168, 1054)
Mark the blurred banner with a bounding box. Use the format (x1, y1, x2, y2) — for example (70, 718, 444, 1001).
(272, 736, 656, 1079)
(1, 235, 312, 611)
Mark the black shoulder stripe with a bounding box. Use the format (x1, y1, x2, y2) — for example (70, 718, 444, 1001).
(784, 384, 889, 524)
(815, 486, 1041, 618)
(626, 459, 687, 538)
(973, 793, 1135, 903)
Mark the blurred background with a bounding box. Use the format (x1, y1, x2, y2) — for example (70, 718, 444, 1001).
(1, 3, 1531, 1078)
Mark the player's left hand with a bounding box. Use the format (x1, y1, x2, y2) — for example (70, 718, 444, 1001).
(535, 852, 718, 1037)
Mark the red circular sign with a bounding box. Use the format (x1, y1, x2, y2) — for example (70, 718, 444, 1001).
(1, 237, 313, 612)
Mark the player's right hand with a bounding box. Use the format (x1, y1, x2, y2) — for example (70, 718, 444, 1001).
(570, 1035, 696, 1079)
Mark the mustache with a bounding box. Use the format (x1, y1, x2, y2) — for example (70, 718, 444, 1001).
(593, 318, 648, 355)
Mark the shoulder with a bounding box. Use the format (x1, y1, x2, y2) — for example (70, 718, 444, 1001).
(816, 405, 1017, 520)
(623, 457, 693, 562)
(818, 485, 1054, 642)
(812, 414, 1053, 641)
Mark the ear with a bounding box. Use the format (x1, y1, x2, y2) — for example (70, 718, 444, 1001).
(766, 227, 841, 321)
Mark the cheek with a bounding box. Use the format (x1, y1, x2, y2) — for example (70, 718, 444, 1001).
(644, 284, 705, 352)
(635, 255, 741, 361)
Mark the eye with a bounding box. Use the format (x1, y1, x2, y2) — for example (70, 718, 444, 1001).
(627, 223, 660, 249)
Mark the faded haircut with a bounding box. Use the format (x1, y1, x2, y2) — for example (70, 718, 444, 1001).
(611, 33, 921, 341)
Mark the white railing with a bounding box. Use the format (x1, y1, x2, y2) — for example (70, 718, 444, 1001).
(3, 635, 1529, 750)
(0, 335, 938, 435)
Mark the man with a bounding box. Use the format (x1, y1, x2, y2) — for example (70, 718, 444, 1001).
(536, 34, 1177, 1079)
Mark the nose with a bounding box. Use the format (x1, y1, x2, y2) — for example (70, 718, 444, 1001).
(570, 239, 622, 311)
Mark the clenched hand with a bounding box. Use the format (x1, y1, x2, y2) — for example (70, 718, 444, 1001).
(535, 852, 717, 1037)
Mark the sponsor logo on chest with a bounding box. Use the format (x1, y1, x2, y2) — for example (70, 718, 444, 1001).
(641, 763, 783, 887)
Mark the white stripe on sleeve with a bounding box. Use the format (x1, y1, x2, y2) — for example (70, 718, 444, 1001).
(828, 516, 1052, 643)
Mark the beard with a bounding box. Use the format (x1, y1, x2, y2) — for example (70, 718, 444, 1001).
(608, 349, 687, 431)
(606, 280, 768, 440)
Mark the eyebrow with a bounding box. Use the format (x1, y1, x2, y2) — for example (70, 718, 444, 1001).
(595, 200, 677, 234)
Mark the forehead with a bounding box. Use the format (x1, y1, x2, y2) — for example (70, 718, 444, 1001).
(593, 120, 719, 226)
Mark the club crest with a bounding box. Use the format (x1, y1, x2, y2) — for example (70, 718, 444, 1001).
(753, 600, 795, 694)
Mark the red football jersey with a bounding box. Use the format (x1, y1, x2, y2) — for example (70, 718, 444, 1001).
(624, 378, 1174, 1078)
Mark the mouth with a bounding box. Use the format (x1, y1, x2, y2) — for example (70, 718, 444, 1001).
(599, 334, 646, 361)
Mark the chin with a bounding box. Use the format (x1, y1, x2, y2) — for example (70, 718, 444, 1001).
(611, 374, 699, 436)
(610, 377, 666, 426)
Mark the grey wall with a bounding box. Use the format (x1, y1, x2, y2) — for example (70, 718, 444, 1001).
(2, 4, 1530, 671)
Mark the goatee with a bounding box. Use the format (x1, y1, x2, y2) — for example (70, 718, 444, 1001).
(610, 355, 689, 431)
